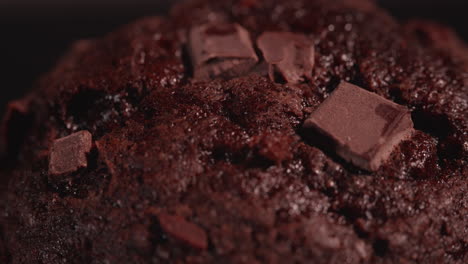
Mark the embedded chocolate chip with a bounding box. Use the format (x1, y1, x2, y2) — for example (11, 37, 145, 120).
(157, 213, 208, 250)
(303, 81, 414, 171)
(188, 22, 258, 80)
(257, 32, 315, 84)
(49, 131, 93, 175)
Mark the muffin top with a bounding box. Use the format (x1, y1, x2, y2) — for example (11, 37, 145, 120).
(0, 0, 467, 263)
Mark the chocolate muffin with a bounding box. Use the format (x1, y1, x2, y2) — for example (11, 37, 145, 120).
(1, 0, 467, 263)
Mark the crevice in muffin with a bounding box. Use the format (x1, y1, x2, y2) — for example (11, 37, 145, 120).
(372, 238, 389, 257)
(1, 104, 34, 166)
(0, 226, 11, 264)
(60, 86, 143, 139)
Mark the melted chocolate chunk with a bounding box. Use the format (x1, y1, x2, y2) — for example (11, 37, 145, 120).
(303, 82, 414, 171)
(49, 130, 93, 175)
(157, 213, 208, 250)
(257, 32, 315, 84)
(188, 23, 258, 80)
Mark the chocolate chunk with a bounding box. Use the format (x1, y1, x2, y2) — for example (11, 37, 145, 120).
(257, 32, 315, 84)
(188, 23, 258, 80)
(303, 82, 414, 171)
(157, 213, 208, 250)
(49, 131, 93, 175)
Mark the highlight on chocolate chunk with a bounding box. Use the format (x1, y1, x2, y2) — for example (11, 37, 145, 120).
(257, 32, 315, 84)
(188, 22, 258, 80)
(49, 130, 93, 175)
(303, 81, 414, 171)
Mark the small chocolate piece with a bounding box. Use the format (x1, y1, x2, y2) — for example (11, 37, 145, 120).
(49, 130, 93, 175)
(257, 32, 315, 84)
(157, 213, 208, 250)
(188, 23, 258, 80)
(303, 82, 414, 171)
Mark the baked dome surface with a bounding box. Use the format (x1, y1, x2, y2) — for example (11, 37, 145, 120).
(0, 0, 467, 263)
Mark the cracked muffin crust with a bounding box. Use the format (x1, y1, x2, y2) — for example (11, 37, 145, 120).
(0, 0, 467, 263)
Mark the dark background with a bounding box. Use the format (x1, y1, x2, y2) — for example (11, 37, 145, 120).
(1, 0, 467, 118)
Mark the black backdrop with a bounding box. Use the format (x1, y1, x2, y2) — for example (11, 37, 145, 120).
(1, 0, 467, 118)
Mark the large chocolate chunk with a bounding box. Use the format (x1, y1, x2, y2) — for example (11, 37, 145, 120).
(49, 130, 93, 175)
(157, 213, 208, 250)
(257, 32, 315, 84)
(188, 23, 258, 80)
(303, 82, 414, 171)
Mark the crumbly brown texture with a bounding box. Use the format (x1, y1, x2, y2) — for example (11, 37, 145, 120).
(0, 0, 467, 263)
